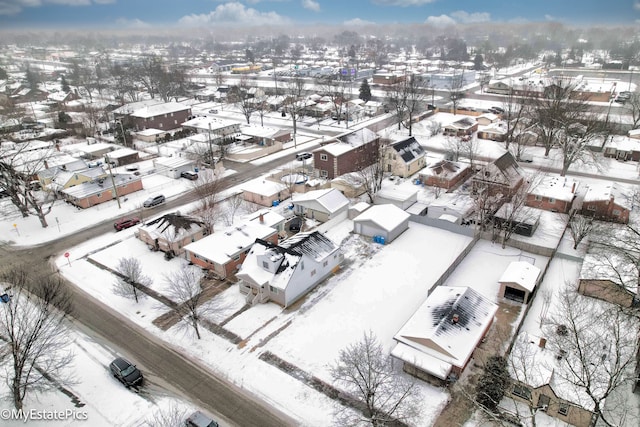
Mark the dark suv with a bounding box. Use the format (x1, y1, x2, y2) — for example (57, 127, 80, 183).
(114, 217, 140, 231)
(180, 171, 199, 181)
(185, 411, 218, 427)
(143, 194, 165, 208)
(109, 357, 143, 388)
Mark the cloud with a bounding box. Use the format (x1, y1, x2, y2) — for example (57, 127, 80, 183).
(178, 2, 289, 27)
(635, 1, 640, 11)
(343, 17, 375, 26)
(301, 0, 319, 12)
(425, 14, 456, 27)
(544, 14, 556, 21)
(115, 17, 150, 29)
(0, 0, 114, 15)
(450, 10, 490, 23)
(374, 0, 436, 6)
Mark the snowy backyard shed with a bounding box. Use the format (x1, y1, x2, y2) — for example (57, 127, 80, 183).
(374, 186, 418, 210)
(498, 261, 541, 303)
(352, 204, 410, 243)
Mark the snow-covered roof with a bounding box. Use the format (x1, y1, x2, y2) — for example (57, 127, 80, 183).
(130, 102, 190, 119)
(60, 174, 140, 199)
(376, 186, 418, 202)
(604, 135, 640, 152)
(582, 182, 632, 210)
(77, 142, 114, 155)
(153, 156, 194, 169)
(353, 204, 410, 232)
(182, 116, 240, 132)
(137, 128, 165, 136)
(240, 125, 288, 139)
(107, 148, 139, 159)
(529, 175, 579, 202)
(498, 261, 541, 292)
(580, 252, 637, 292)
(291, 188, 349, 214)
(184, 222, 277, 265)
(389, 136, 425, 163)
(241, 178, 287, 197)
(393, 286, 498, 378)
(139, 214, 204, 241)
(245, 209, 286, 229)
(628, 128, 640, 138)
(112, 99, 163, 115)
(420, 159, 470, 179)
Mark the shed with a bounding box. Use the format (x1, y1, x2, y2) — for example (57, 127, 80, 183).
(374, 186, 418, 210)
(498, 261, 541, 303)
(353, 204, 410, 243)
(153, 157, 196, 179)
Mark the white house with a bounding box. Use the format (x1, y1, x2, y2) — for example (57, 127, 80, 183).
(291, 188, 349, 222)
(498, 261, 541, 303)
(353, 204, 410, 243)
(391, 286, 498, 383)
(236, 231, 342, 307)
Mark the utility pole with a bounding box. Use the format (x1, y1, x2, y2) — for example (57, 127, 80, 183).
(105, 154, 121, 209)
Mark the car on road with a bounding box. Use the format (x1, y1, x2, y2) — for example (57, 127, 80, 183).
(185, 411, 219, 427)
(295, 152, 312, 161)
(143, 194, 165, 208)
(489, 106, 505, 114)
(109, 357, 143, 388)
(208, 109, 218, 114)
(180, 171, 199, 181)
(114, 217, 141, 231)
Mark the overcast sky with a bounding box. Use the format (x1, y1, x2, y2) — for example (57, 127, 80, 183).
(0, 0, 639, 29)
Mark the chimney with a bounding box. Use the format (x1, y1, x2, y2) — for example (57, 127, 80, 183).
(44, 160, 49, 169)
(539, 337, 547, 349)
(451, 313, 459, 324)
(259, 213, 265, 223)
(571, 182, 576, 193)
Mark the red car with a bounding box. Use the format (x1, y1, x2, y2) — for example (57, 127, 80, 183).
(114, 217, 141, 231)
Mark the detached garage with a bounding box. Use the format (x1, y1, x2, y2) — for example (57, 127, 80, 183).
(353, 204, 410, 243)
(498, 261, 541, 304)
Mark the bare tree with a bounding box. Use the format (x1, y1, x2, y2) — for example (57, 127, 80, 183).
(0, 141, 57, 227)
(385, 80, 408, 131)
(568, 212, 593, 249)
(402, 75, 426, 136)
(556, 118, 607, 176)
(330, 331, 422, 426)
(164, 265, 208, 339)
(493, 176, 540, 248)
(501, 90, 531, 150)
(447, 71, 466, 115)
(191, 168, 223, 234)
(220, 193, 245, 226)
(625, 93, 640, 129)
(113, 257, 151, 303)
(234, 76, 256, 124)
(318, 75, 347, 124)
(133, 55, 164, 99)
(545, 289, 639, 427)
(357, 140, 386, 204)
(285, 76, 306, 145)
(254, 92, 270, 127)
(142, 402, 188, 427)
(0, 267, 74, 411)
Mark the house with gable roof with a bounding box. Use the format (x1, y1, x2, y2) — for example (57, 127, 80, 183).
(137, 213, 207, 256)
(391, 286, 498, 384)
(313, 128, 380, 179)
(291, 188, 349, 222)
(419, 159, 472, 190)
(443, 117, 478, 137)
(472, 151, 524, 198)
(498, 261, 541, 304)
(130, 101, 191, 132)
(526, 175, 579, 214)
(236, 231, 342, 307)
(383, 136, 426, 178)
(579, 183, 630, 224)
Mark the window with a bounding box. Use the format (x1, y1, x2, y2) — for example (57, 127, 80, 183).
(320, 170, 328, 178)
(170, 112, 174, 117)
(262, 261, 269, 269)
(232, 255, 240, 261)
(388, 153, 392, 159)
(512, 385, 531, 400)
(548, 198, 556, 204)
(613, 209, 621, 216)
(300, 261, 304, 271)
(587, 205, 596, 211)
(159, 123, 163, 128)
(310, 269, 316, 277)
(323, 260, 328, 267)
(558, 403, 569, 416)
(174, 120, 177, 125)
(534, 195, 542, 201)
(320, 154, 328, 161)
(269, 285, 278, 294)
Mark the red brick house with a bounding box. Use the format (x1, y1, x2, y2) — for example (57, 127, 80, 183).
(579, 183, 630, 224)
(472, 151, 524, 198)
(419, 159, 472, 190)
(130, 102, 191, 132)
(443, 117, 478, 137)
(184, 223, 278, 279)
(59, 174, 143, 209)
(525, 176, 579, 214)
(313, 128, 380, 180)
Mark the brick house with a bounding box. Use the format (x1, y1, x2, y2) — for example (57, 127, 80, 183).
(184, 222, 278, 280)
(579, 183, 630, 224)
(383, 136, 426, 178)
(419, 159, 472, 190)
(602, 135, 640, 161)
(526, 176, 579, 214)
(59, 174, 143, 209)
(313, 128, 380, 180)
(137, 213, 207, 256)
(578, 253, 638, 308)
(130, 102, 191, 132)
(443, 117, 478, 137)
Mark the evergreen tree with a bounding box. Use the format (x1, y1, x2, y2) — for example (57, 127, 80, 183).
(473, 53, 484, 70)
(0, 67, 7, 80)
(61, 75, 70, 93)
(475, 355, 510, 412)
(359, 78, 371, 102)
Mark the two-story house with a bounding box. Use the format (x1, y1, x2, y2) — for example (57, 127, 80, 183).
(130, 102, 191, 132)
(472, 151, 525, 198)
(383, 136, 426, 178)
(313, 128, 380, 180)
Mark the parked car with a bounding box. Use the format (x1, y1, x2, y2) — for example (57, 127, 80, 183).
(180, 171, 199, 181)
(185, 411, 219, 427)
(296, 152, 312, 161)
(87, 160, 103, 168)
(109, 357, 143, 388)
(489, 106, 505, 114)
(143, 194, 165, 208)
(114, 217, 141, 231)
(288, 217, 302, 232)
(208, 109, 218, 114)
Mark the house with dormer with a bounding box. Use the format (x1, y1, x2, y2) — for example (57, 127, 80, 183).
(236, 231, 342, 307)
(384, 136, 426, 178)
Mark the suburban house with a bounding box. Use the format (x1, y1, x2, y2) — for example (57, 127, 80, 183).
(374, 186, 418, 210)
(48, 167, 108, 191)
(59, 173, 143, 209)
(352, 204, 410, 243)
(602, 135, 640, 161)
(498, 261, 541, 304)
(391, 286, 498, 384)
(181, 116, 240, 142)
(153, 157, 196, 179)
(477, 122, 508, 142)
(526, 176, 579, 214)
(443, 117, 478, 137)
(130, 102, 191, 132)
(241, 177, 290, 207)
(475, 113, 500, 126)
(419, 159, 472, 190)
(579, 183, 630, 224)
(426, 193, 475, 224)
(184, 222, 278, 280)
(291, 188, 349, 222)
(236, 231, 342, 307)
(472, 151, 524, 198)
(240, 125, 290, 146)
(106, 148, 140, 166)
(137, 213, 207, 256)
(383, 136, 426, 178)
(578, 252, 638, 308)
(508, 332, 599, 427)
(313, 128, 380, 180)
